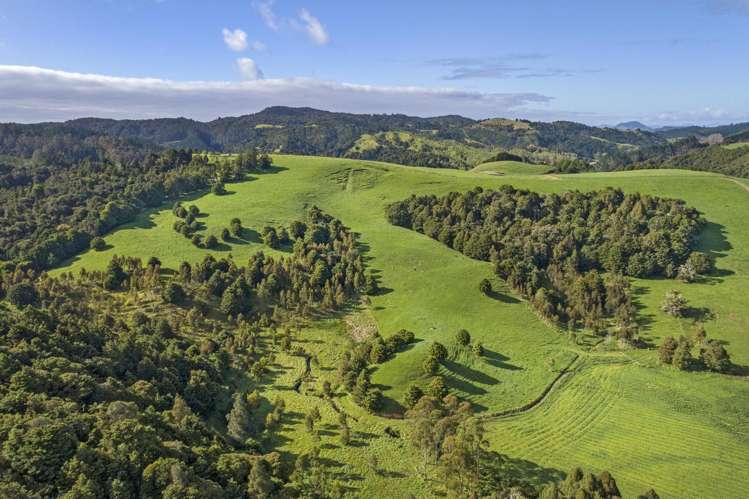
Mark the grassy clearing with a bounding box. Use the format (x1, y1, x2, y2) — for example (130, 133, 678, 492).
(54, 156, 749, 497)
(346, 131, 497, 167)
(723, 141, 749, 150)
(471, 160, 553, 175)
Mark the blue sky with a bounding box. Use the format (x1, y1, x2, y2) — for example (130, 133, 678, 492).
(0, 0, 747, 124)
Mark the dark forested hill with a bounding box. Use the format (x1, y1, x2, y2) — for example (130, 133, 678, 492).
(654, 122, 749, 140)
(63, 106, 668, 168)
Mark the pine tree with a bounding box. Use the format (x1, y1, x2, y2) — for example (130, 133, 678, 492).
(404, 384, 424, 408)
(226, 393, 254, 444)
(248, 459, 274, 498)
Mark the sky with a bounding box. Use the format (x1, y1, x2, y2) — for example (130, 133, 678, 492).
(0, 0, 748, 125)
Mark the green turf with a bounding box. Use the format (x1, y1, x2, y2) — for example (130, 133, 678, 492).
(471, 160, 553, 175)
(723, 141, 749, 150)
(54, 156, 749, 498)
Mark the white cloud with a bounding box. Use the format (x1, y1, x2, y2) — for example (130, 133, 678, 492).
(296, 8, 329, 45)
(251, 40, 267, 52)
(222, 28, 248, 52)
(236, 58, 263, 80)
(0, 65, 554, 123)
(255, 1, 279, 30)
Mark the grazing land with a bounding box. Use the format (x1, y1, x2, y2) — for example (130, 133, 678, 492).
(54, 154, 749, 498)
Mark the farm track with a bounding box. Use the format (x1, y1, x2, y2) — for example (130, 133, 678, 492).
(728, 177, 749, 194)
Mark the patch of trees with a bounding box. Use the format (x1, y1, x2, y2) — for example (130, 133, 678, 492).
(337, 329, 416, 412)
(387, 186, 705, 335)
(659, 325, 732, 373)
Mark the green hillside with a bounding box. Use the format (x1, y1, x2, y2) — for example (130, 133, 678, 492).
(53, 155, 749, 498)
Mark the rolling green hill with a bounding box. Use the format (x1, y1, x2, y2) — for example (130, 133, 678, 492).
(52, 154, 749, 498)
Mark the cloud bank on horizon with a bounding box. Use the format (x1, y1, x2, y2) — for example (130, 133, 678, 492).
(0, 65, 556, 123)
(1, 65, 746, 126)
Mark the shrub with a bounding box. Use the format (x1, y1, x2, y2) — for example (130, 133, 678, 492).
(687, 252, 714, 275)
(661, 290, 688, 317)
(700, 340, 731, 372)
(455, 329, 471, 346)
(422, 356, 439, 375)
(479, 278, 492, 295)
(430, 342, 448, 362)
(90, 237, 106, 251)
(472, 342, 484, 357)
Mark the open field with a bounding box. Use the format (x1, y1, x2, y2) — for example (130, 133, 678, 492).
(470, 160, 553, 175)
(722, 142, 749, 150)
(55, 155, 749, 498)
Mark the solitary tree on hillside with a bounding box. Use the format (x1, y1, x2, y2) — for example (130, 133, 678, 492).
(661, 290, 688, 317)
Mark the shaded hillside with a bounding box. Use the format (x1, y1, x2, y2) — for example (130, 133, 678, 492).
(654, 121, 749, 140)
(628, 142, 749, 178)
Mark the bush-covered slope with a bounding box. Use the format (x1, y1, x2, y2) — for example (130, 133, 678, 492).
(66, 106, 668, 167)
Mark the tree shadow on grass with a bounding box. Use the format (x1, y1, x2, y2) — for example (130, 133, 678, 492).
(254, 165, 289, 175)
(229, 228, 261, 245)
(443, 372, 488, 396)
(697, 221, 732, 259)
(631, 285, 656, 331)
(483, 451, 565, 492)
(486, 289, 520, 304)
(686, 306, 715, 322)
(482, 350, 523, 371)
(208, 241, 232, 252)
(443, 360, 499, 385)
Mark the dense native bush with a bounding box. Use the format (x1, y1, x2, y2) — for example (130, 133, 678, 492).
(0, 283, 286, 497)
(387, 186, 705, 329)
